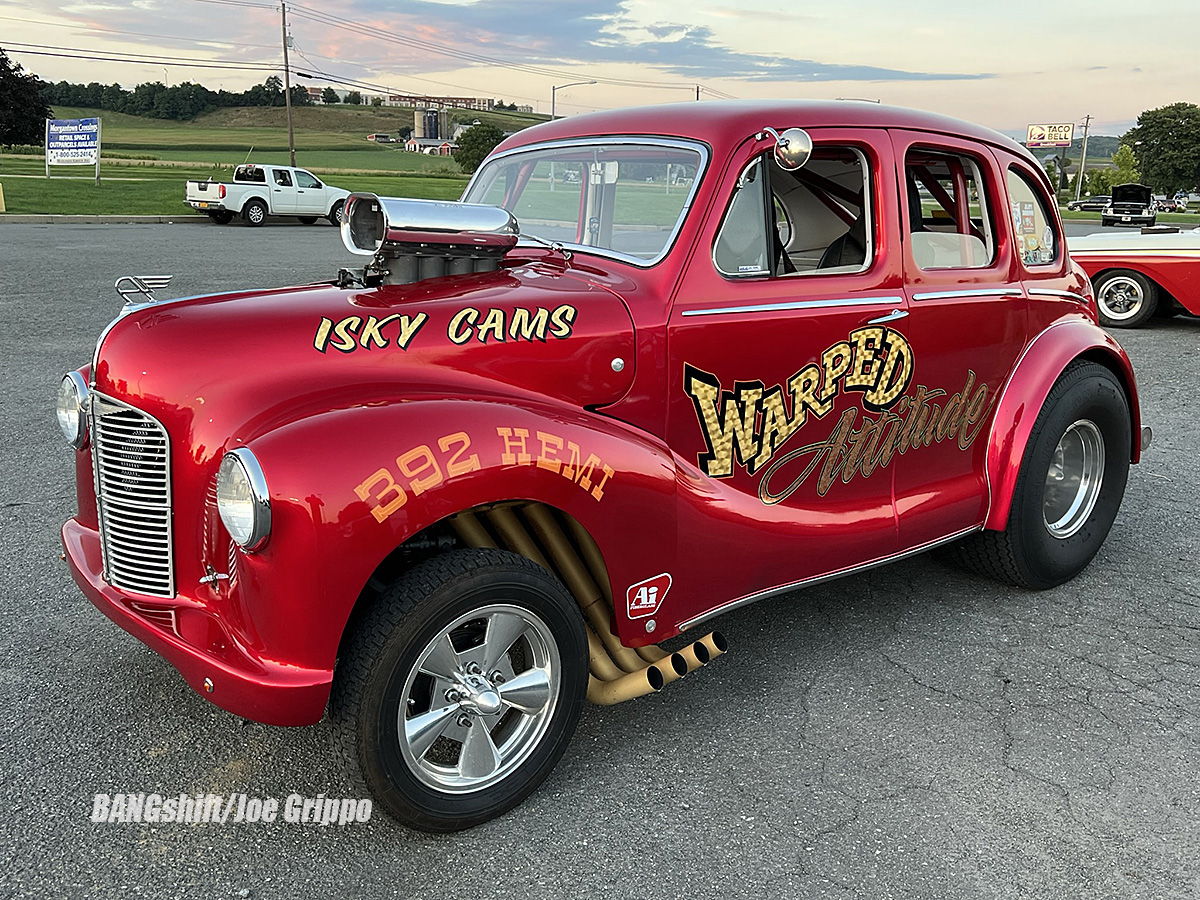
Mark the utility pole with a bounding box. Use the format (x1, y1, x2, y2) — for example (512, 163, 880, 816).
(281, 1, 296, 167)
(1074, 114, 1092, 202)
(696, 85, 700, 101)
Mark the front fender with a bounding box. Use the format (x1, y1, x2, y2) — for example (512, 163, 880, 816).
(238, 397, 677, 679)
(984, 317, 1142, 531)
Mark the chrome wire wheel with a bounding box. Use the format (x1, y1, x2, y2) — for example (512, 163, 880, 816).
(1043, 419, 1105, 539)
(1096, 275, 1144, 322)
(398, 603, 561, 794)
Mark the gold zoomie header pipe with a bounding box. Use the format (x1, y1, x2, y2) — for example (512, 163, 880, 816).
(450, 503, 726, 706)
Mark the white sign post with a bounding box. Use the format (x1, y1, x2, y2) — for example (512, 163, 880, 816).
(46, 118, 102, 185)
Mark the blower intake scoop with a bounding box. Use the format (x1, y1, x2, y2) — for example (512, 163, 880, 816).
(340, 193, 521, 285)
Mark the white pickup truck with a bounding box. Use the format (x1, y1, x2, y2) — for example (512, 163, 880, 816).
(185, 164, 351, 227)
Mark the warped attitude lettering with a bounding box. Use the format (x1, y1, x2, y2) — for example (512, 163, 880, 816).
(684, 326, 993, 505)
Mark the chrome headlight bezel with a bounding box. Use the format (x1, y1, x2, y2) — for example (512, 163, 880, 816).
(216, 448, 272, 552)
(57, 372, 89, 450)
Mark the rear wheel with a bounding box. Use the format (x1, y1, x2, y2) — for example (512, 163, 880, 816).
(1094, 270, 1158, 328)
(949, 362, 1130, 589)
(243, 199, 267, 227)
(298, 216, 318, 225)
(331, 549, 588, 832)
(207, 210, 234, 225)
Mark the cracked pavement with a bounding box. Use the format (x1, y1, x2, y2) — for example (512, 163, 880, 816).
(1, 222, 1197, 899)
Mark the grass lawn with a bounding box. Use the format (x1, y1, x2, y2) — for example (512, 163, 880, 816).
(0, 156, 467, 215)
(1059, 207, 1200, 226)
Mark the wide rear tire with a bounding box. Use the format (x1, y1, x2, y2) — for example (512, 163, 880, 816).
(949, 362, 1131, 589)
(330, 549, 588, 832)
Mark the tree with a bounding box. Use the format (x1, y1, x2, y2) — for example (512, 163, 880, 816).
(0, 50, 51, 145)
(321, 86, 339, 105)
(370, 95, 383, 108)
(263, 75, 283, 106)
(346, 90, 362, 105)
(1123, 102, 1200, 192)
(453, 123, 505, 174)
(288, 84, 312, 107)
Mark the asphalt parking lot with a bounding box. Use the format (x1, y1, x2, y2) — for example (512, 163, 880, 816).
(2, 220, 1198, 900)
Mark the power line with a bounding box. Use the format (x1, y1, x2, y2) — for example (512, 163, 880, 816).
(2, 42, 278, 73)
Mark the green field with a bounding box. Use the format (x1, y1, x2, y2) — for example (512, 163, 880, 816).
(0, 156, 466, 215)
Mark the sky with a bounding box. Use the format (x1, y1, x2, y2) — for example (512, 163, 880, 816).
(2, 0, 1196, 137)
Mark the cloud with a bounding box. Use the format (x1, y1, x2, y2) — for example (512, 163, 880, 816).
(353, 0, 989, 82)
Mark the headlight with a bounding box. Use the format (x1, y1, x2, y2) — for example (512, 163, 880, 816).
(56, 372, 89, 449)
(216, 448, 271, 551)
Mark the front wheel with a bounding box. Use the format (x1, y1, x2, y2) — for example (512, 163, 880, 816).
(1094, 270, 1158, 328)
(949, 362, 1131, 589)
(331, 549, 588, 832)
(328, 199, 345, 226)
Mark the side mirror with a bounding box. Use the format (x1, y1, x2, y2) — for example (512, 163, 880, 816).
(757, 126, 813, 171)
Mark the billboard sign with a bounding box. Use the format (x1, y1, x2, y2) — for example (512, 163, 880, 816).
(46, 118, 101, 165)
(1026, 123, 1074, 148)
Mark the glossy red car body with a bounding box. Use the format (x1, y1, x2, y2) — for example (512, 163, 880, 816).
(62, 101, 1142, 726)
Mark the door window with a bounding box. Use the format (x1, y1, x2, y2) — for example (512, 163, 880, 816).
(1006, 168, 1059, 267)
(714, 146, 872, 278)
(905, 149, 994, 269)
(273, 169, 293, 187)
(295, 170, 322, 189)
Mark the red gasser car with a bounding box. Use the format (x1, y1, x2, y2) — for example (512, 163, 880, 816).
(57, 101, 1148, 832)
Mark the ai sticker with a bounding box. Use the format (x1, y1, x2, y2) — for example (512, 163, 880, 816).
(627, 573, 672, 619)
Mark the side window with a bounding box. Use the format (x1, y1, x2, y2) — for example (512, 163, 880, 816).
(713, 158, 771, 277)
(714, 146, 872, 279)
(1006, 168, 1059, 267)
(273, 169, 293, 187)
(295, 170, 322, 189)
(905, 149, 995, 270)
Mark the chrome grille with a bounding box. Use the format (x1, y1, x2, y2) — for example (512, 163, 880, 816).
(92, 392, 174, 597)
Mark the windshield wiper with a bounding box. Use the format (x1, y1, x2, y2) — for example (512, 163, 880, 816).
(519, 232, 573, 262)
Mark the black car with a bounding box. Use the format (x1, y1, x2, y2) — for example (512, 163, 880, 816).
(1102, 183, 1156, 227)
(1067, 194, 1110, 212)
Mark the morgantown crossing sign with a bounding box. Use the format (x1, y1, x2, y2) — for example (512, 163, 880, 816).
(1025, 123, 1074, 148)
(45, 117, 102, 184)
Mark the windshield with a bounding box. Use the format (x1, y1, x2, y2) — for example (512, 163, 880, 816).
(462, 139, 707, 265)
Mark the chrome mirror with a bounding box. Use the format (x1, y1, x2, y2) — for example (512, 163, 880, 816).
(756, 126, 813, 171)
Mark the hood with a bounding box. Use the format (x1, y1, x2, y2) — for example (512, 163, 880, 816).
(1111, 183, 1152, 205)
(92, 260, 637, 468)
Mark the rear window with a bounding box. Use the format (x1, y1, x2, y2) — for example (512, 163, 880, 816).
(1006, 168, 1059, 267)
(905, 149, 995, 270)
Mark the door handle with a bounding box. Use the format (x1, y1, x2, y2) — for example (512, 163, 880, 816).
(867, 308, 909, 325)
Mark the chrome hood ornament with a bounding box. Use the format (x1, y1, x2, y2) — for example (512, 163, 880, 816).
(114, 275, 174, 305)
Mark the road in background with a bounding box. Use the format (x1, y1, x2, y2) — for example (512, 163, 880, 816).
(2, 224, 1198, 899)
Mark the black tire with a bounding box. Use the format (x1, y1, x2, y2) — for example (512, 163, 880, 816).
(949, 361, 1130, 590)
(298, 216, 318, 225)
(1101, 217, 1113, 227)
(328, 199, 345, 226)
(207, 210, 234, 225)
(1093, 270, 1158, 328)
(330, 549, 588, 832)
(243, 199, 267, 227)
(1153, 297, 1178, 318)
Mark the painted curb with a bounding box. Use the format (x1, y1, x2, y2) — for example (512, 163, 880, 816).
(0, 215, 211, 225)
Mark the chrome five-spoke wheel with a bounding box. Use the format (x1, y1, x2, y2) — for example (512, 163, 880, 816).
(1043, 419, 1104, 539)
(1094, 270, 1158, 328)
(400, 604, 560, 793)
(331, 548, 587, 832)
